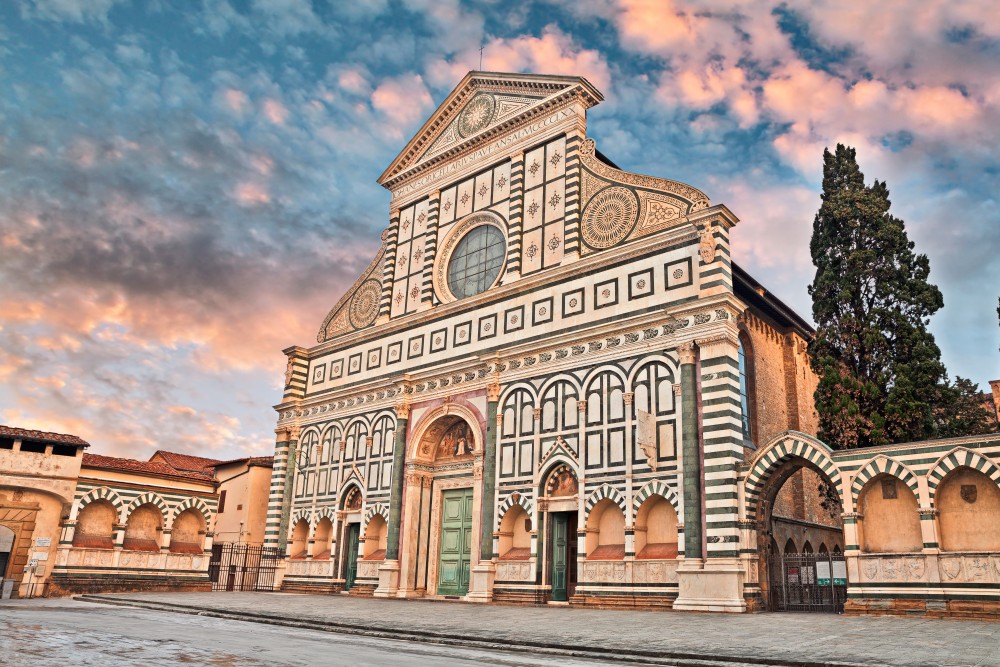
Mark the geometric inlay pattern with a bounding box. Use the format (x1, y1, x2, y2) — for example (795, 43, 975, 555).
(349, 279, 381, 329)
(581, 186, 639, 249)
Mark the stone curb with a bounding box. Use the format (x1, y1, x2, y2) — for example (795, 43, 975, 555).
(76, 594, 878, 667)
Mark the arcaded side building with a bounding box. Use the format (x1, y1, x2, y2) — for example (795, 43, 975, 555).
(267, 72, 1000, 617)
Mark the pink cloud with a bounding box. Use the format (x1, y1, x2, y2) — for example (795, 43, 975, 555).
(261, 97, 289, 125)
(371, 73, 434, 136)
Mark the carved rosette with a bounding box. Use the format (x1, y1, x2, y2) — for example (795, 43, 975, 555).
(581, 186, 638, 250)
(349, 279, 381, 329)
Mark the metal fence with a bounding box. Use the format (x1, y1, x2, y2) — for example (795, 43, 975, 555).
(208, 543, 282, 592)
(770, 552, 847, 612)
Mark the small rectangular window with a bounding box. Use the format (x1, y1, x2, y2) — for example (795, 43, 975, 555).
(0, 437, 14, 449)
(218, 490, 227, 513)
(52, 444, 77, 457)
(20, 442, 46, 454)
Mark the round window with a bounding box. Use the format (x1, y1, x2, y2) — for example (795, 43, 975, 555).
(447, 224, 505, 299)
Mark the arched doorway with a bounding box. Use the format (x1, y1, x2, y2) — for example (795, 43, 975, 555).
(747, 437, 847, 612)
(398, 407, 485, 599)
(0, 524, 14, 597)
(339, 485, 363, 590)
(539, 462, 579, 602)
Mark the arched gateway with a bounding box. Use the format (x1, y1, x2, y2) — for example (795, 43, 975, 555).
(743, 433, 848, 612)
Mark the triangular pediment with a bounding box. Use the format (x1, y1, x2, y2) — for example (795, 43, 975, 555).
(378, 71, 603, 188)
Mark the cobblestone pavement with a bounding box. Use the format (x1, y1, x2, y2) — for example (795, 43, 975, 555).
(71, 592, 1000, 667)
(0, 598, 646, 667)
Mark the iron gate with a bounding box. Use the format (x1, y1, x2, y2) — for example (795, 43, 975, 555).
(208, 543, 281, 592)
(770, 552, 847, 612)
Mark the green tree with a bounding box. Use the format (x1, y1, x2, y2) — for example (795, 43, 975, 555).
(808, 144, 947, 448)
(936, 376, 997, 438)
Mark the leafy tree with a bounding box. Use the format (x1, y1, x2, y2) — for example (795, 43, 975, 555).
(936, 376, 997, 438)
(808, 144, 948, 448)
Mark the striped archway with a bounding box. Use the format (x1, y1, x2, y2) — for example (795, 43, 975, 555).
(850, 455, 921, 506)
(744, 431, 842, 517)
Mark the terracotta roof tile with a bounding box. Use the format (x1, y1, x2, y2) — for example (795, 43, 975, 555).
(211, 455, 274, 468)
(0, 424, 89, 447)
(151, 450, 223, 473)
(82, 453, 214, 481)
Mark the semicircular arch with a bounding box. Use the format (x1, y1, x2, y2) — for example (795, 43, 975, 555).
(927, 447, 1000, 504)
(744, 431, 842, 517)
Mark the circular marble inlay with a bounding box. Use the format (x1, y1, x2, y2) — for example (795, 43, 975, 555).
(581, 186, 638, 249)
(349, 279, 381, 329)
(457, 93, 496, 138)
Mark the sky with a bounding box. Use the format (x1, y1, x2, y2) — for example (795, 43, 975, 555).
(1, 0, 998, 461)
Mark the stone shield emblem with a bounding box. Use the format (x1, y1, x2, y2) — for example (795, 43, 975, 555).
(961, 484, 977, 504)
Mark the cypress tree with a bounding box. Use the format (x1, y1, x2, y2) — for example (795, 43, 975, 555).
(808, 145, 947, 448)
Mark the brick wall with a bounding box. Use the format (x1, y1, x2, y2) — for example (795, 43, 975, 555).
(772, 467, 841, 529)
(741, 311, 820, 446)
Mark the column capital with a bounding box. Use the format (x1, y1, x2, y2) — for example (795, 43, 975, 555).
(394, 401, 411, 420)
(677, 341, 697, 365)
(623, 392, 634, 406)
(487, 382, 501, 402)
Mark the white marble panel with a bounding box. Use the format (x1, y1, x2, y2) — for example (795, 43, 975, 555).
(545, 136, 566, 180)
(440, 186, 457, 225)
(474, 170, 493, 210)
(524, 146, 545, 190)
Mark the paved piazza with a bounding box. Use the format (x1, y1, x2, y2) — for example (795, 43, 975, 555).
(5, 592, 995, 667)
(0, 598, 644, 667)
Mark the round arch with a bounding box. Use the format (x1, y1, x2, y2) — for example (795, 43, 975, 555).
(927, 447, 1000, 505)
(632, 479, 681, 516)
(584, 483, 626, 516)
(744, 432, 843, 517)
(851, 455, 921, 507)
(72, 487, 125, 520)
(122, 492, 168, 523)
(405, 401, 485, 465)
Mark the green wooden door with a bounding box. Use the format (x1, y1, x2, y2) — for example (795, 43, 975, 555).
(437, 488, 474, 596)
(344, 523, 360, 590)
(551, 513, 569, 601)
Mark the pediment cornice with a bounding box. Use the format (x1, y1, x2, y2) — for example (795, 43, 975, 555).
(378, 71, 603, 190)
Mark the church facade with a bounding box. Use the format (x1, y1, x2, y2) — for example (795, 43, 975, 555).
(267, 72, 1000, 616)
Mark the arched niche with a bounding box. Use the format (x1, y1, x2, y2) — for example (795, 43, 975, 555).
(363, 515, 387, 560)
(585, 499, 625, 560)
(634, 494, 678, 559)
(169, 508, 205, 553)
(123, 504, 162, 552)
(858, 474, 921, 553)
(289, 519, 309, 559)
(73, 499, 116, 549)
(313, 517, 333, 560)
(498, 505, 531, 560)
(936, 467, 1000, 552)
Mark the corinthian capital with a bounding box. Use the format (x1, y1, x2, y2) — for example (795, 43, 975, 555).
(677, 341, 697, 365)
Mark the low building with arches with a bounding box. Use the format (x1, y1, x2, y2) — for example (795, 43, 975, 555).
(2, 425, 276, 598)
(47, 452, 221, 595)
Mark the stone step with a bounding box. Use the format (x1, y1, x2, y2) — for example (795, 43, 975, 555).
(76, 594, 871, 667)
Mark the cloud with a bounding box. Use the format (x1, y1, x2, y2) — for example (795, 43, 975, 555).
(370, 73, 435, 136)
(22, 0, 124, 24)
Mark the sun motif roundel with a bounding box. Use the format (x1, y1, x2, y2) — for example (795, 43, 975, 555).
(349, 279, 381, 329)
(457, 93, 496, 138)
(581, 186, 639, 250)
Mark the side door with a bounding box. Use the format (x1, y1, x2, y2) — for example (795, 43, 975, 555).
(344, 524, 360, 590)
(551, 513, 568, 601)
